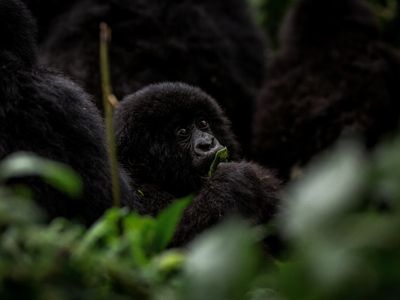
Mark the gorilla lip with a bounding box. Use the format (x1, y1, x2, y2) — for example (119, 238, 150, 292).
(194, 144, 226, 175)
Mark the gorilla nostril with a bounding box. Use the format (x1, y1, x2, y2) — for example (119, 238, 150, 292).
(196, 140, 213, 152)
(195, 137, 223, 156)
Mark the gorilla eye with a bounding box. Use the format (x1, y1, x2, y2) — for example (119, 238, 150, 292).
(198, 120, 209, 130)
(176, 128, 189, 137)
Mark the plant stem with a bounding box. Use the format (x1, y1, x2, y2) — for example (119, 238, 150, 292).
(100, 22, 121, 207)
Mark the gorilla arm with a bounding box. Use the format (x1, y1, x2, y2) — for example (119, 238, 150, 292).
(170, 162, 280, 247)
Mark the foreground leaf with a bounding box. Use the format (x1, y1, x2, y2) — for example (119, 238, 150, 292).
(0, 152, 82, 198)
(152, 196, 193, 253)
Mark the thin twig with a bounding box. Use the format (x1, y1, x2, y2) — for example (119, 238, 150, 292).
(100, 22, 121, 207)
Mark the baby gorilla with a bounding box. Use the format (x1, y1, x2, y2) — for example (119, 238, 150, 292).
(115, 83, 280, 246)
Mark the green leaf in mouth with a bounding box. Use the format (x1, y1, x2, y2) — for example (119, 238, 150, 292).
(208, 147, 229, 177)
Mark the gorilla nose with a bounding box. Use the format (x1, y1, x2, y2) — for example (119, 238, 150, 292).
(194, 136, 222, 156)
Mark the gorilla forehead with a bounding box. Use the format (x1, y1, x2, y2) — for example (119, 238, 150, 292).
(118, 82, 226, 128)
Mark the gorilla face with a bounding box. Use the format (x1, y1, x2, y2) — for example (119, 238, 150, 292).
(175, 119, 224, 175)
(115, 82, 239, 195)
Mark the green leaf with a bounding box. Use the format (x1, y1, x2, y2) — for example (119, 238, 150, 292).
(208, 147, 229, 177)
(74, 208, 124, 258)
(0, 188, 43, 224)
(123, 213, 157, 266)
(0, 152, 82, 198)
(282, 142, 366, 239)
(150, 250, 186, 277)
(152, 196, 192, 253)
(182, 218, 262, 300)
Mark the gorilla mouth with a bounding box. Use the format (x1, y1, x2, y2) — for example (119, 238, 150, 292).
(193, 145, 226, 175)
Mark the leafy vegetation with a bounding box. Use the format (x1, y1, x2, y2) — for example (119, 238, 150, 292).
(1, 129, 400, 299)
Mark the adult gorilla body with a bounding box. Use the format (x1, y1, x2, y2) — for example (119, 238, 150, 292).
(115, 83, 280, 246)
(0, 0, 136, 224)
(253, 0, 400, 179)
(31, 0, 266, 152)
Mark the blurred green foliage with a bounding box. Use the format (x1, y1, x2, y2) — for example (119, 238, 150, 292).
(249, 0, 293, 48)
(277, 139, 400, 299)
(1, 135, 400, 300)
(0, 152, 83, 199)
(249, 0, 400, 47)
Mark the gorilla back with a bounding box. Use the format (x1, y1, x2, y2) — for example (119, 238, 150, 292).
(253, 0, 400, 179)
(0, 0, 131, 224)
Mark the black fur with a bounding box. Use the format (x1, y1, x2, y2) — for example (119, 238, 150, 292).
(115, 83, 280, 246)
(21, 0, 78, 42)
(0, 0, 137, 224)
(34, 0, 266, 153)
(253, 0, 400, 179)
(0, 0, 37, 67)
